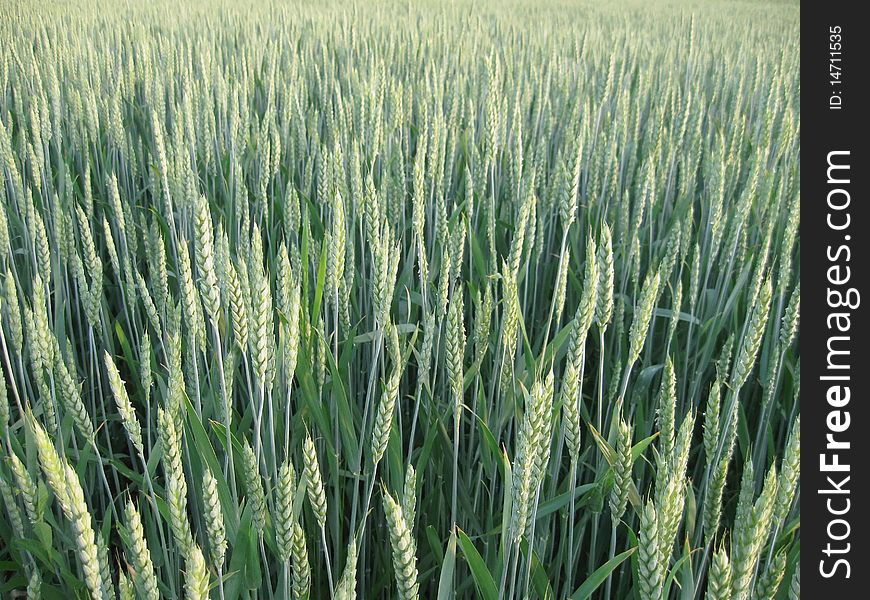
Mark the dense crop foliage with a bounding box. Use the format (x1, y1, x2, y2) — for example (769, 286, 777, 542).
(0, 0, 800, 598)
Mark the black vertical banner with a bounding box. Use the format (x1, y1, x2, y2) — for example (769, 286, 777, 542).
(804, 2, 868, 597)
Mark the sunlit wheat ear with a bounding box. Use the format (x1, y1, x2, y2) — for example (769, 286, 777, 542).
(773, 415, 799, 527)
(158, 406, 194, 558)
(730, 277, 772, 393)
(0, 469, 25, 538)
(449, 215, 467, 284)
(779, 281, 800, 349)
(118, 570, 134, 600)
(61, 463, 103, 600)
(754, 548, 787, 600)
(627, 269, 660, 367)
(177, 244, 206, 350)
(595, 222, 614, 330)
(637, 499, 663, 600)
(499, 261, 520, 394)
(53, 348, 94, 443)
(249, 226, 274, 388)
(472, 284, 493, 363)
(328, 191, 347, 302)
(732, 463, 778, 600)
(202, 468, 227, 569)
(7, 453, 40, 524)
(241, 439, 267, 534)
(716, 331, 734, 382)
(28, 565, 43, 600)
(193, 194, 221, 322)
(371, 360, 401, 468)
(276, 243, 292, 318)
(102, 215, 122, 283)
(104, 351, 143, 456)
(290, 520, 311, 599)
(656, 357, 676, 456)
(184, 544, 209, 600)
(402, 463, 417, 528)
(705, 543, 732, 600)
(302, 433, 327, 529)
(28, 275, 54, 375)
(511, 372, 554, 541)
(383, 489, 420, 600)
(134, 270, 161, 333)
(123, 500, 160, 600)
(702, 379, 721, 468)
(28, 415, 68, 508)
(335, 538, 359, 600)
(446, 287, 465, 409)
(3, 269, 24, 356)
(609, 418, 632, 523)
(227, 260, 250, 351)
(276, 460, 297, 563)
(507, 191, 533, 277)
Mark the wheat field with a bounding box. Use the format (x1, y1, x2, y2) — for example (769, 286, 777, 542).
(0, 0, 799, 598)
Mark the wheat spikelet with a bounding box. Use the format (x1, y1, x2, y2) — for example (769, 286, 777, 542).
(627, 269, 660, 367)
(562, 237, 598, 464)
(158, 406, 194, 557)
(177, 245, 206, 350)
(184, 544, 209, 600)
(276, 459, 297, 563)
(290, 520, 311, 599)
(104, 351, 144, 456)
(507, 191, 533, 277)
(754, 549, 787, 600)
(242, 439, 267, 534)
(703, 380, 721, 468)
(123, 500, 160, 600)
(27, 565, 42, 600)
(227, 260, 250, 351)
(657, 357, 676, 457)
(553, 245, 570, 326)
(118, 570, 134, 600)
(446, 287, 465, 410)
(595, 223, 614, 330)
(202, 467, 227, 568)
(193, 193, 221, 322)
(472, 284, 493, 364)
(0, 469, 25, 538)
(28, 275, 54, 376)
(610, 418, 632, 522)
(383, 490, 419, 600)
(731, 463, 778, 600)
(2, 269, 23, 356)
(335, 538, 359, 600)
(499, 261, 520, 393)
(705, 544, 732, 600)
(328, 192, 347, 302)
(61, 463, 103, 600)
(779, 281, 800, 349)
(773, 415, 799, 527)
(133, 269, 162, 333)
(7, 453, 40, 523)
(730, 277, 772, 392)
(28, 415, 68, 510)
(638, 499, 663, 600)
(302, 432, 327, 529)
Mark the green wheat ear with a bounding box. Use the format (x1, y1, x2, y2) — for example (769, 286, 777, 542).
(383, 489, 420, 600)
(0, 5, 800, 598)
